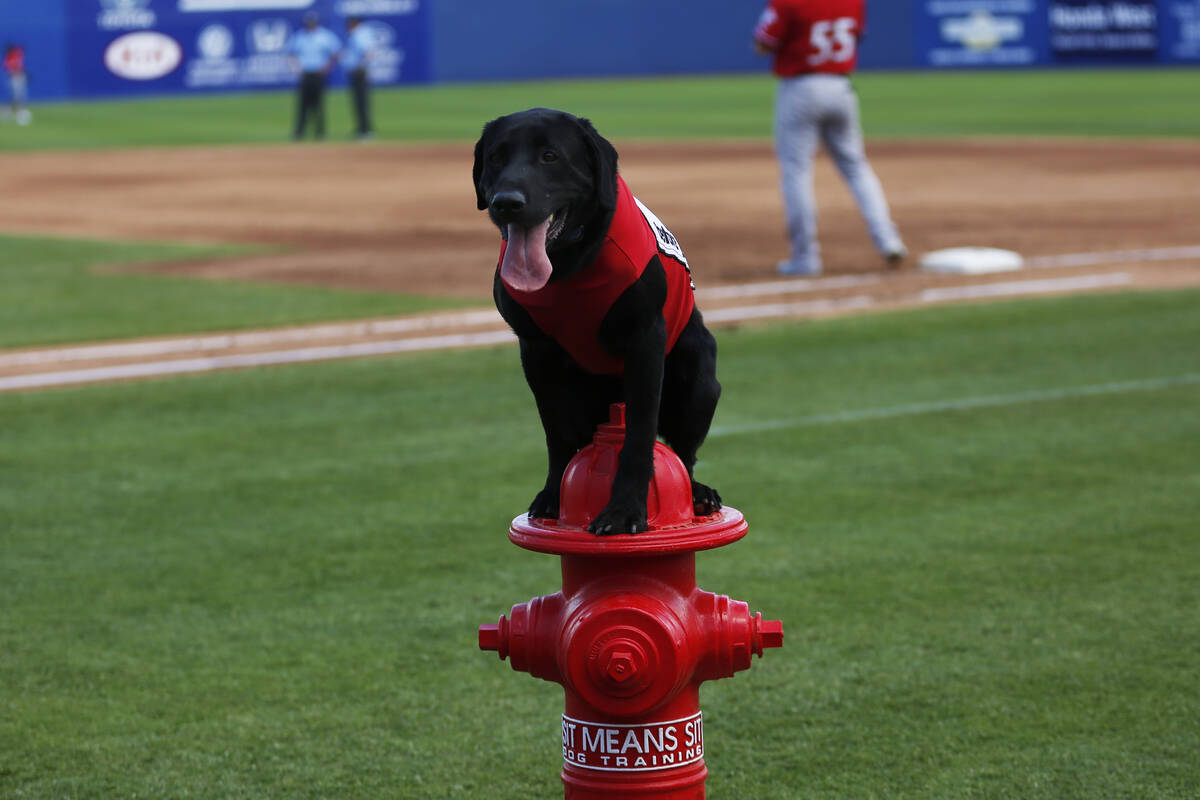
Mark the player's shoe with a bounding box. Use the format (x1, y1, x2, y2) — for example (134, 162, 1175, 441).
(777, 259, 822, 277)
(884, 248, 907, 269)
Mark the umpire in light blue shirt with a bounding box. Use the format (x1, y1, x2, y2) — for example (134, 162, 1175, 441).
(286, 11, 341, 140)
(342, 16, 375, 139)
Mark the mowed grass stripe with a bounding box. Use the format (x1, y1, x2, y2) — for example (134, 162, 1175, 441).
(710, 372, 1200, 436)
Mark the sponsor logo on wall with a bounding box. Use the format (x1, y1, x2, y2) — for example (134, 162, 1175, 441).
(359, 21, 406, 82)
(185, 17, 296, 88)
(198, 24, 235, 59)
(98, 0, 157, 31)
(240, 18, 294, 85)
(104, 31, 183, 80)
(73, 0, 429, 95)
(248, 18, 290, 53)
(943, 9, 1026, 51)
(179, 0, 315, 11)
(922, 0, 1039, 66)
(1050, 0, 1157, 56)
(186, 24, 239, 86)
(336, 0, 419, 14)
(1167, 0, 1200, 59)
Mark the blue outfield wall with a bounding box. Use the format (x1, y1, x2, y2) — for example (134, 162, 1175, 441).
(917, 0, 1200, 67)
(67, 0, 431, 97)
(0, 0, 431, 102)
(0, 1, 1196, 103)
(429, 0, 763, 82)
(428, 1, 912, 80)
(1, 2, 72, 100)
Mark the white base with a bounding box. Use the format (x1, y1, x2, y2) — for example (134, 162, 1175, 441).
(919, 247, 1024, 275)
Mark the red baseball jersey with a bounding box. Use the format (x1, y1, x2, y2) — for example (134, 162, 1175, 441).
(753, 0, 865, 77)
(3, 46, 24, 75)
(499, 175, 696, 376)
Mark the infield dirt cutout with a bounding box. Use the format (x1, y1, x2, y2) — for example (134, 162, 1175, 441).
(1, 138, 1198, 388)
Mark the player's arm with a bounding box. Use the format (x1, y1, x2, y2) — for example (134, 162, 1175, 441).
(752, 2, 786, 54)
(322, 34, 341, 74)
(356, 30, 375, 65)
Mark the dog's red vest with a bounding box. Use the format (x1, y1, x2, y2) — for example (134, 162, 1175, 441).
(498, 176, 696, 376)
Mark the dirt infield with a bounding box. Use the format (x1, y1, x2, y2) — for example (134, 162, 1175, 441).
(1, 138, 1198, 388)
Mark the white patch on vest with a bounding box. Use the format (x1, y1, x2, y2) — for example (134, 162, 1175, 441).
(634, 196, 689, 268)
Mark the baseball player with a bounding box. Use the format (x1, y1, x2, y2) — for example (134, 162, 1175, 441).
(285, 12, 341, 140)
(753, 0, 905, 275)
(3, 43, 30, 126)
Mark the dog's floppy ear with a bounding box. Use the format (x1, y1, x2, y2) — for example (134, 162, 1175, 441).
(572, 115, 619, 212)
(472, 118, 500, 211)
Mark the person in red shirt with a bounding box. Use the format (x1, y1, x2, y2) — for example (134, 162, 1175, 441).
(753, 0, 905, 275)
(3, 43, 30, 126)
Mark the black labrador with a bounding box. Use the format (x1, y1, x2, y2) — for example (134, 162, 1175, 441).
(473, 108, 721, 535)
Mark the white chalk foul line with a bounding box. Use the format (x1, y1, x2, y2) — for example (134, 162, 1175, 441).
(696, 273, 879, 301)
(709, 373, 1200, 438)
(1026, 245, 1200, 270)
(703, 273, 1134, 324)
(703, 295, 876, 323)
(919, 272, 1131, 303)
(0, 329, 517, 392)
(0, 269, 1160, 392)
(5, 243, 1193, 373)
(0, 266, 1155, 372)
(0, 308, 506, 369)
(2, 277, 871, 370)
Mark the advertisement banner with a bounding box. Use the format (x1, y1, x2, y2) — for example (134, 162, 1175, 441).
(1161, 0, 1200, 60)
(67, 0, 429, 98)
(917, 0, 1048, 67)
(1049, 0, 1159, 60)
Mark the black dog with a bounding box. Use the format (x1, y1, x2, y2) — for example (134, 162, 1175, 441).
(473, 108, 721, 535)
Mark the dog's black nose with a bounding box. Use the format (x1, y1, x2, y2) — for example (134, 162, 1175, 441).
(490, 190, 526, 219)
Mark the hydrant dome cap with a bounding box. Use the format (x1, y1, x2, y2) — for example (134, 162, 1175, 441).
(509, 404, 747, 556)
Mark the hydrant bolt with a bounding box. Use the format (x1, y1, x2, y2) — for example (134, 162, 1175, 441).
(606, 650, 637, 683)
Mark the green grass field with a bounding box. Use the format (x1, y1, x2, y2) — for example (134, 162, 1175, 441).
(2, 69, 1199, 798)
(2, 289, 1198, 798)
(1, 69, 1198, 152)
(0, 235, 475, 349)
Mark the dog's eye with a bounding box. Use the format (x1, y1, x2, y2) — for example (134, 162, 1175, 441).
(540, 150, 558, 164)
(487, 150, 505, 166)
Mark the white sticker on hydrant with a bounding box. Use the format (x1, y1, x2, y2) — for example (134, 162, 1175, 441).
(561, 712, 704, 771)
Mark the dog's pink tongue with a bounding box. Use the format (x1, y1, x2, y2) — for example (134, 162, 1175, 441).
(500, 219, 553, 292)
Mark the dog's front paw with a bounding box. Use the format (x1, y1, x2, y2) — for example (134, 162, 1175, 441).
(528, 488, 560, 520)
(692, 481, 722, 516)
(589, 501, 647, 536)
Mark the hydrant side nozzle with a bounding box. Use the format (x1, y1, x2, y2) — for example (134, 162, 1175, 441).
(754, 613, 784, 657)
(479, 616, 509, 660)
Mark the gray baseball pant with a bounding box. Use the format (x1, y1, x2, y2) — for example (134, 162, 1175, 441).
(774, 73, 903, 273)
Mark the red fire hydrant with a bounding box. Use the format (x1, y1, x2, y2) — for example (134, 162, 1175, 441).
(479, 404, 783, 799)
